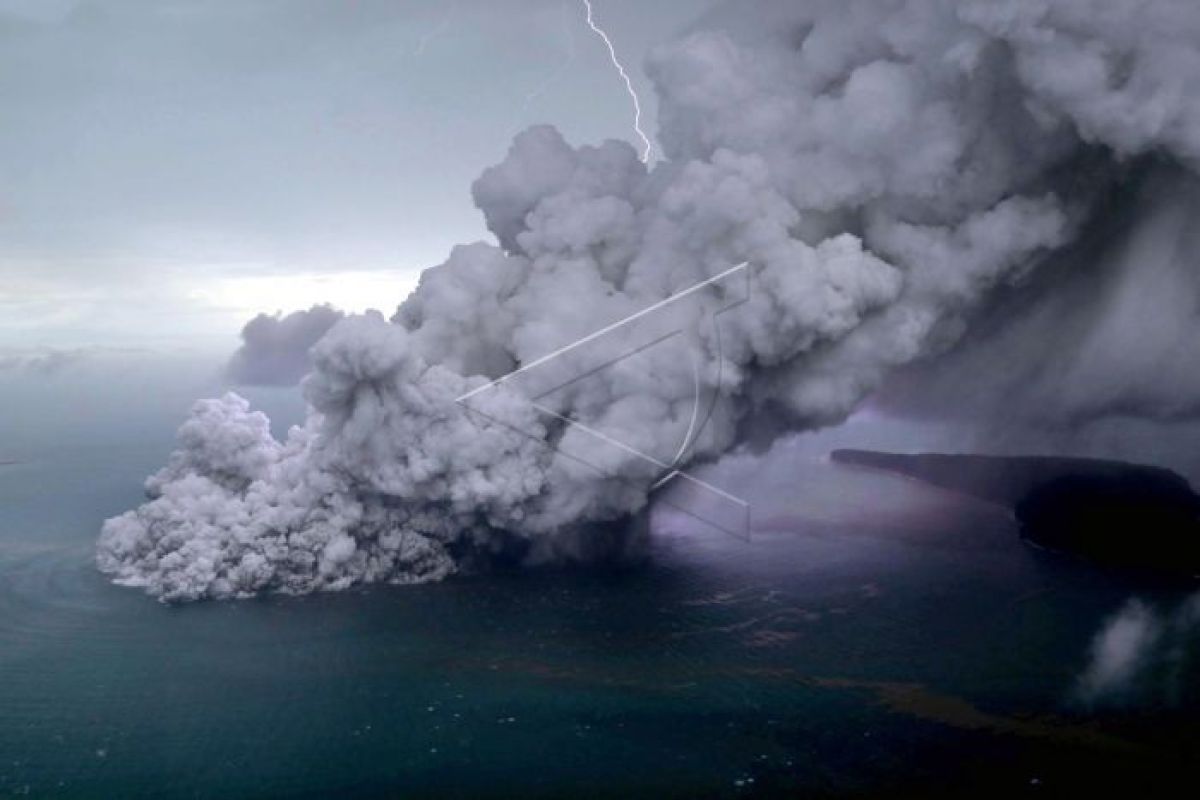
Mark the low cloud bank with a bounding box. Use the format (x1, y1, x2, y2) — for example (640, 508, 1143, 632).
(100, 0, 1200, 600)
(0, 348, 91, 375)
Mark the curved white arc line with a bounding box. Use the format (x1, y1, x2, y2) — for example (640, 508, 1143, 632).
(534, 404, 746, 510)
(668, 348, 702, 469)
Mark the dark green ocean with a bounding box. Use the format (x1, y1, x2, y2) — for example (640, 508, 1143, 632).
(1, 365, 1197, 797)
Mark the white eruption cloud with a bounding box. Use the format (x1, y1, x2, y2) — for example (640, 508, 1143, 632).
(100, 0, 1200, 601)
(227, 304, 346, 387)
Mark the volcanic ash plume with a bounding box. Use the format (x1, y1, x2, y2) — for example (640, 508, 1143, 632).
(99, 0, 1200, 600)
(226, 304, 345, 387)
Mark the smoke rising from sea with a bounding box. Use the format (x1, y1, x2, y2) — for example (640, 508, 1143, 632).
(100, 0, 1200, 600)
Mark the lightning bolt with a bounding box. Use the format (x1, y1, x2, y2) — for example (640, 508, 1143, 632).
(415, 1, 457, 56)
(581, 0, 652, 163)
(522, 1, 577, 111)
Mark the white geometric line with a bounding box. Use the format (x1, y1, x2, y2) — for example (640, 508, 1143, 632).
(532, 404, 673, 471)
(668, 351, 702, 469)
(454, 260, 752, 538)
(533, 405, 747, 511)
(456, 262, 747, 403)
(650, 469, 749, 509)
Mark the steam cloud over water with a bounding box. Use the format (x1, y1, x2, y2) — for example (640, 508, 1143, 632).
(100, 0, 1200, 601)
(1077, 594, 1200, 706)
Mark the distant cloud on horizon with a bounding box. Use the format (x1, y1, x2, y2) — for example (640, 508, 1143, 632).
(0, 347, 99, 375)
(0, 344, 162, 378)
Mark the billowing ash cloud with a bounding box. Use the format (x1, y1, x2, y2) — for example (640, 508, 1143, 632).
(100, 0, 1200, 601)
(226, 304, 346, 387)
(876, 165, 1200, 428)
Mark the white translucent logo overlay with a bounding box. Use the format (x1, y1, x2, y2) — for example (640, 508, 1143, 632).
(457, 262, 751, 538)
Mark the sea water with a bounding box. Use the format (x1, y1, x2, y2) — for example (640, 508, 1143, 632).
(1, 360, 1196, 797)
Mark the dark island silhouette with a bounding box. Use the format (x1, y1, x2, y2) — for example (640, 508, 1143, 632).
(831, 449, 1200, 578)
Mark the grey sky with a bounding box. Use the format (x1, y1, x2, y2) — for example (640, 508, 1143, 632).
(0, 0, 713, 351)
